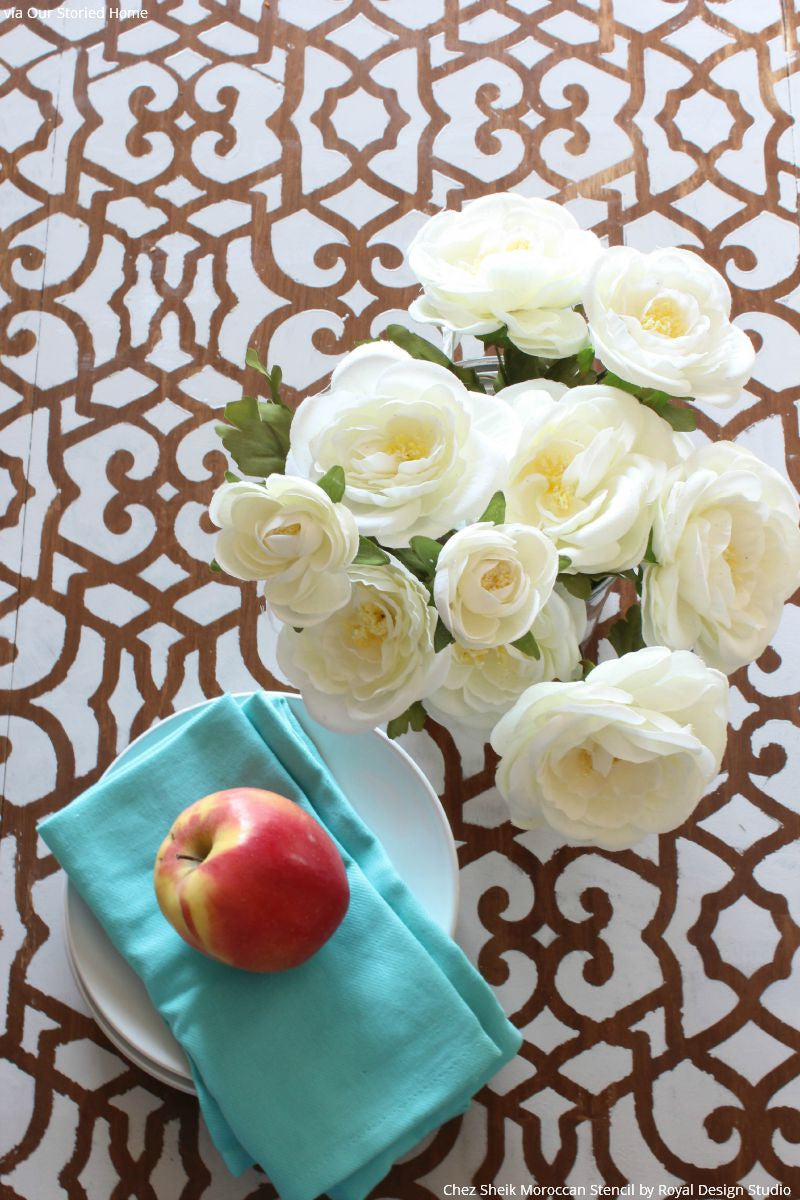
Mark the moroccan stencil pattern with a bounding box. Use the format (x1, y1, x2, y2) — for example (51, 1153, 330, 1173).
(2, 0, 800, 1195)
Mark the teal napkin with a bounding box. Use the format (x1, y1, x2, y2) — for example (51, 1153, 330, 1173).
(39, 694, 521, 1200)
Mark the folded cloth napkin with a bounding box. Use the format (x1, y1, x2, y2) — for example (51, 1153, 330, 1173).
(39, 693, 521, 1200)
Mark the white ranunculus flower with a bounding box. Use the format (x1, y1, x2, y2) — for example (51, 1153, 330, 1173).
(209, 476, 359, 627)
(285, 342, 513, 548)
(275, 556, 448, 733)
(584, 246, 756, 405)
(642, 442, 800, 674)
(427, 586, 587, 735)
(433, 522, 557, 649)
(407, 193, 603, 357)
(502, 382, 681, 574)
(491, 646, 729, 849)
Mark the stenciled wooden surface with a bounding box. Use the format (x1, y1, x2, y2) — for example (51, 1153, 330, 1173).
(2, 1, 800, 1196)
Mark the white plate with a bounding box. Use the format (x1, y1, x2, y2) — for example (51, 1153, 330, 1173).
(65, 915, 196, 1092)
(64, 692, 459, 1093)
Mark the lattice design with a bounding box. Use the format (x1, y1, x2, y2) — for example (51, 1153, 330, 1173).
(1, 0, 799, 1195)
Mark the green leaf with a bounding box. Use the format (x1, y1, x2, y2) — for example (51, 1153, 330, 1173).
(601, 371, 640, 396)
(224, 470, 241, 483)
(209, 559, 222, 573)
(608, 603, 645, 657)
(631, 387, 697, 431)
(410, 535, 442, 572)
(545, 346, 598, 387)
(409, 700, 427, 731)
(654, 399, 696, 432)
(245, 349, 286, 406)
(216, 394, 293, 477)
(575, 346, 595, 373)
(602, 371, 696, 432)
(245, 346, 269, 377)
(558, 573, 593, 600)
(503, 343, 549, 386)
(382, 324, 486, 393)
(391, 546, 427, 576)
(580, 657, 596, 678)
(433, 616, 454, 653)
(353, 537, 390, 566)
(476, 327, 509, 346)
(316, 465, 346, 503)
(511, 631, 541, 660)
(267, 365, 283, 404)
(478, 491, 506, 525)
(386, 701, 427, 739)
(221, 395, 257, 428)
(643, 529, 659, 565)
(558, 554, 572, 573)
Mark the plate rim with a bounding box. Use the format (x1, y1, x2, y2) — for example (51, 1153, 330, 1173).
(62, 906, 196, 1094)
(64, 690, 460, 1090)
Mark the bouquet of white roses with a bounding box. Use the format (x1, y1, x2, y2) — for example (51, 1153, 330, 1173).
(206, 193, 800, 850)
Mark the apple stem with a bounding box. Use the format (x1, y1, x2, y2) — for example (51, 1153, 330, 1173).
(175, 854, 203, 863)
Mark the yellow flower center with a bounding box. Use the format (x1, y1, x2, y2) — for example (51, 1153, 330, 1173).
(524, 451, 576, 514)
(266, 522, 301, 539)
(385, 432, 428, 461)
(577, 748, 594, 776)
(506, 236, 532, 253)
(640, 297, 688, 339)
(574, 747, 622, 778)
(723, 542, 747, 586)
(454, 644, 487, 665)
(453, 643, 508, 666)
(347, 602, 389, 648)
(481, 561, 514, 592)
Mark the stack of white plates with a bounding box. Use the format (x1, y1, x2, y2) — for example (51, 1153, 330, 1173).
(62, 693, 459, 1092)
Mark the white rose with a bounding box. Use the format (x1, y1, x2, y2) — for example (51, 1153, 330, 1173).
(584, 246, 756, 405)
(433, 522, 557, 649)
(503, 382, 681, 574)
(427, 586, 586, 735)
(491, 646, 729, 849)
(275, 556, 448, 733)
(407, 193, 603, 357)
(642, 442, 800, 674)
(286, 342, 513, 548)
(209, 476, 359, 627)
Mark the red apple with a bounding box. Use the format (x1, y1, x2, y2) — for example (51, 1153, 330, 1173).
(153, 787, 349, 972)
